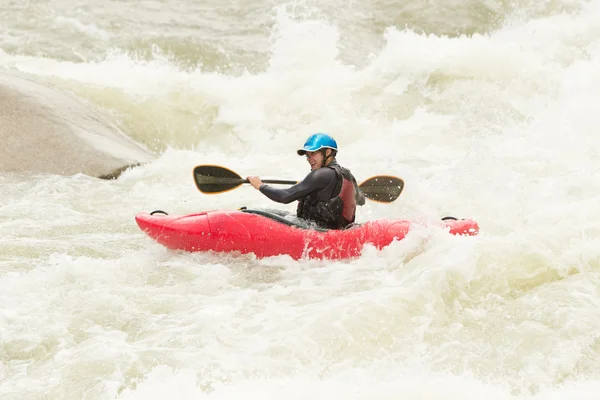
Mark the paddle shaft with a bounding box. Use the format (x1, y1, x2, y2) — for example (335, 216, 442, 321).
(242, 178, 296, 185)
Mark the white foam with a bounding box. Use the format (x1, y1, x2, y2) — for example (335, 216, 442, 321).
(2, 0, 600, 398)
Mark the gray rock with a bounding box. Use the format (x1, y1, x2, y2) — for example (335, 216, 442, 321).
(0, 71, 154, 179)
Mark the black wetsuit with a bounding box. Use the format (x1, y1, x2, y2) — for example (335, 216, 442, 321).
(259, 161, 365, 228)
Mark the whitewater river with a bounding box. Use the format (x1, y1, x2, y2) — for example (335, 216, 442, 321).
(1, 0, 600, 398)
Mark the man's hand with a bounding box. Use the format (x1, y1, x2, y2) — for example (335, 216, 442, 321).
(247, 176, 263, 190)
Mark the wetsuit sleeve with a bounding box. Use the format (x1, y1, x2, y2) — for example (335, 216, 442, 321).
(259, 168, 335, 204)
(352, 175, 366, 206)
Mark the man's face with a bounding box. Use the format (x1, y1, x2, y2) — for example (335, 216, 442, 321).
(305, 150, 326, 170)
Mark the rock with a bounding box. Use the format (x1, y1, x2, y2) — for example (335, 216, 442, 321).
(0, 71, 154, 179)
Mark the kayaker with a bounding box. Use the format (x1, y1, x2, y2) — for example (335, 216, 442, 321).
(247, 133, 366, 229)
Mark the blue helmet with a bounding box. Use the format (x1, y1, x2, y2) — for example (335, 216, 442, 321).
(297, 133, 338, 155)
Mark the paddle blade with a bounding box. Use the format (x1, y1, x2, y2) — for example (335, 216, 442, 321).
(193, 165, 246, 194)
(359, 175, 404, 203)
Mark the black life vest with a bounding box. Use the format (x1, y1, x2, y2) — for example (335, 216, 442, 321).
(296, 164, 357, 229)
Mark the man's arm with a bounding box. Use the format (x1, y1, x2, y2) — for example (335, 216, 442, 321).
(257, 169, 335, 204)
(352, 175, 366, 206)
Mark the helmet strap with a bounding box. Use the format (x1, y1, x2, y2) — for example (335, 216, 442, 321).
(321, 149, 335, 166)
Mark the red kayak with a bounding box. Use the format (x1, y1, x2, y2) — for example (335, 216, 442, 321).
(135, 208, 479, 260)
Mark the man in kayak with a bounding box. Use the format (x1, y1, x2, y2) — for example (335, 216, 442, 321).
(247, 133, 366, 229)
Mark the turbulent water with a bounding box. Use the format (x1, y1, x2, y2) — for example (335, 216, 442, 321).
(2, 0, 600, 398)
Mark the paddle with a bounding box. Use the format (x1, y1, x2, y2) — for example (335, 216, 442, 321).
(193, 165, 404, 203)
